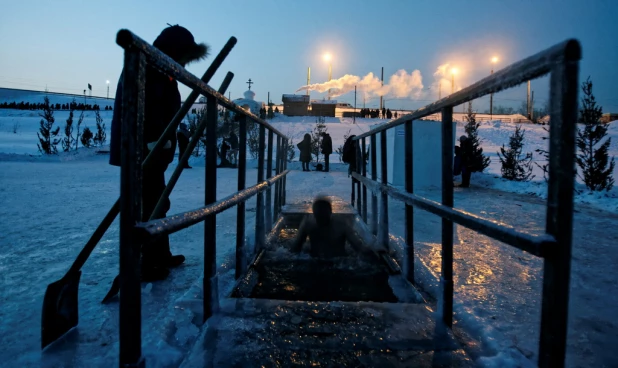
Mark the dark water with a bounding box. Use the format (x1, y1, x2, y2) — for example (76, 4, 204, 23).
(250, 257, 398, 303)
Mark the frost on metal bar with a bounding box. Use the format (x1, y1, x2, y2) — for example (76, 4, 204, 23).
(353, 39, 581, 140)
(351, 173, 556, 257)
(115, 29, 286, 138)
(136, 170, 290, 238)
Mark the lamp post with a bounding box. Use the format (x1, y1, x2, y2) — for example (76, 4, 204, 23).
(324, 53, 332, 100)
(490, 57, 498, 120)
(106, 80, 110, 99)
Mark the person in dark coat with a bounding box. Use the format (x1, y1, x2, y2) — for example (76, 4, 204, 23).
(225, 132, 239, 165)
(297, 133, 312, 171)
(109, 25, 209, 282)
(177, 123, 192, 169)
(320, 132, 333, 172)
(459, 135, 472, 188)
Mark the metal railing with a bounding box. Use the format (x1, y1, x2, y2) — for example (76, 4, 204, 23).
(95, 30, 289, 367)
(350, 39, 581, 368)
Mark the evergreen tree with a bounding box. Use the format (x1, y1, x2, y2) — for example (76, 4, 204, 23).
(463, 102, 490, 172)
(61, 104, 76, 152)
(37, 96, 60, 154)
(75, 111, 84, 150)
(576, 77, 615, 191)
(93, 110, 107, 146)
(81, 127, 94, 148)
(311, 116, 328, 164)
(246, 120, 261, 159)
(286, 137, 296, 162)
(497, 125, 535, 181)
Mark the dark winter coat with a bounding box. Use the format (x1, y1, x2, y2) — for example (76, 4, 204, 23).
(178, 123, 190, 139)
(227, 132, 239, 150)
(298, 134, 312, 162)
(321, 134, 333, 155)
(109, 25, 209, 167)
(460, 138, 473, 169)
(453, 145, 462, 176)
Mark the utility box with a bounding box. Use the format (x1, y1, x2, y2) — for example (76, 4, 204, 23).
(372, 120, 456, 190)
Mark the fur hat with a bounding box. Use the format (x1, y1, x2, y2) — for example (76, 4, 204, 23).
(154, 25, 209, 66)
(459, 135, 468, 142)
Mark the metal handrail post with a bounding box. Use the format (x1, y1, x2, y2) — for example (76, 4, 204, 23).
(404, 120, 414, 284)
(119, 48, 145, 368)
(203, 95, 219, 321)
(235, 115, 248, 279)
(282, 139, 288, 206)
(361, 137, 367, 223)
(370, 134, 378, 236)
(356, 140, 362, 214)
(440, 107, 454, 328)
(255, 124, 266, 253)
(379, 131, 389, 247)
(266, 130, 274, 231)
(274, 135, 282, 220)
(538, 56, 579, 368)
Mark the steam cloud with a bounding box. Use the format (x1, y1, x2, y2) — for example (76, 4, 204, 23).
(296, 69, 424, 99)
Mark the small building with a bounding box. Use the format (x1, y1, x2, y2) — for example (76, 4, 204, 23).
(311, 100, 337, 117)
(282, 94, 309, 116)
(233, 90, 264, 116)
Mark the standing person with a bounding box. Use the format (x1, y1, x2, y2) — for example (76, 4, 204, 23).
(109, 24, 209, 281)
(321, 132, 333, 172)
(176, 123, 192, 169)
(459, 135, 472, 188)
(226, 131, 239, 165)
(297, 133, 312, 172)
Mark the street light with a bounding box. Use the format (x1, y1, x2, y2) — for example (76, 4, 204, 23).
(106, 80, 110, 99)
(490, 57, 498, 119)
(323, 53, 332, 100)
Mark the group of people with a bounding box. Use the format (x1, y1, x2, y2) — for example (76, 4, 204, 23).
(359, 108, 398, 120)
(297, 132, 333, 172)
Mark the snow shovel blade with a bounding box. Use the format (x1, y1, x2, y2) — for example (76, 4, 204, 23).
(41, 271, 81, 349)
(101, 275, 120, 304)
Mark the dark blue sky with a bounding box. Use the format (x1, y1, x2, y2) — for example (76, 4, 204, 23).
(1, 0, 617, 112)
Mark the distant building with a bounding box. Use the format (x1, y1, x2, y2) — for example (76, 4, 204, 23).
(233, 90, 264, 115)
(601, 113, 618, 123)
(311, 100, 337, 117)
(282, 94, 309, 116)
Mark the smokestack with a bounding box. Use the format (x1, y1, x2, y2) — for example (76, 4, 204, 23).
(379, 67, 384, 110)
(307, 67, 311, 96)
(527, 80, 531, 119)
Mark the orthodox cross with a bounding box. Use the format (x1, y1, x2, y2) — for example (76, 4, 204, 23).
(246, 78, 253, 90)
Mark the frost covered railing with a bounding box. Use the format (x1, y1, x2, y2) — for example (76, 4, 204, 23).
(41, 29, 290, 367)
(350, 40, 581, 368)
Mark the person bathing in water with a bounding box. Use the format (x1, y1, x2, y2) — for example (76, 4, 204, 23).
(291, 196, 375, 258)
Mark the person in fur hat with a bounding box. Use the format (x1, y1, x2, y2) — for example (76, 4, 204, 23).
(109, 25, 209, 281)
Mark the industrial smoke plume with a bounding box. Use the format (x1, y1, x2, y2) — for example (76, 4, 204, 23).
(296, 69, 424, 99)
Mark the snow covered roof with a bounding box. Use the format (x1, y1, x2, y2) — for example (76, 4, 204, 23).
(282, 94, 309, 102)
(311, 100, 338, 105)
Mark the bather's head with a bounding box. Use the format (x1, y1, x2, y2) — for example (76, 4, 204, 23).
(312, 196, 332, 226)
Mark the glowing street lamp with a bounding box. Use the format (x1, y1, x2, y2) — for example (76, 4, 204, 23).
(106, 80, 110, 99)
(490, 57, 498, 119)
(324, 53, 332, 99)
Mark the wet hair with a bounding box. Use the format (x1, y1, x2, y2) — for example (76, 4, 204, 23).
(312, 196, 332, 226)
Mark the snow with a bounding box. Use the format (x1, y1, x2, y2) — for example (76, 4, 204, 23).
(1, 109, 617, 367)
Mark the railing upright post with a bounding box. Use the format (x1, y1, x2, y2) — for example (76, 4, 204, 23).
(404, 120, 414, 284)
(379, 131, 389, 248)
(282, 139, 288, 206)
(119, 48, 145, 368)
(370, 134, 378, 236)
(203, 95, 219, 321)
(266, 130, 274, 232)
(255, 124, 266, 253)
(274, 135, 281, 221)
(440, 107, 454, 328)
(355, 140, 362, 214)
(235, 115, 247, 279)
(361, 137, 367, 223)
(538, 50, 579, 368)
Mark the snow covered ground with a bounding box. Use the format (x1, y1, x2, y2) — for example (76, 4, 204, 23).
(1, 109, 617, 367)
